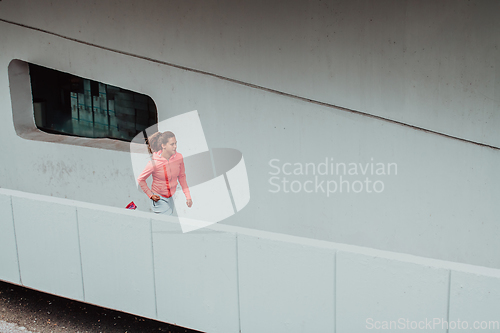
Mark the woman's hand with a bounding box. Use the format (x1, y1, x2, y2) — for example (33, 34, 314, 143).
(186, 199, 193, 208)
(151, 194, 160, 202)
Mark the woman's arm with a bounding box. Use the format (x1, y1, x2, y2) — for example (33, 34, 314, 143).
(177, 158, 191, 200)
(137, 161, 155, 198)
(177, 156, 192, 207)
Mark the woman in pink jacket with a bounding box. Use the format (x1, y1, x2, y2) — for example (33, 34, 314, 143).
(137, 131, 193, 215)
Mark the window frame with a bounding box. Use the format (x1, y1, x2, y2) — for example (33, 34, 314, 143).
(8, 59, 158, 152)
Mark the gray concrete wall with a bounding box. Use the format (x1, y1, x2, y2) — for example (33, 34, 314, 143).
(0, 1, 499, 269)
(2, 0, 499, 145)
(2, 188, 500, 333)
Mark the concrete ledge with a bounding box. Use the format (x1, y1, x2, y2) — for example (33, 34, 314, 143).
(1, 188, 500, 333)
(336, 251, 449, 332)
(449, 271, 500, 331)
(153, 229, 239, 333)
(77, 207, 156, 318)
(11, 196, 83, 300)
(238, 235, 335, 333)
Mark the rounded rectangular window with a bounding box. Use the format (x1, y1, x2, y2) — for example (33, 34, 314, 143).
(9, 59, 158, 149)
(28, 63, 158, 142)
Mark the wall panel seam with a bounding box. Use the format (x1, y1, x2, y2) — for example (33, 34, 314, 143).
(9, 196, 22, 285)
(149, 218, 159, 320)
(333, 251, 336, 333)
(75, 207, 86, 301)
(446, 270, 451, 333)
(235, 234, 242, 333)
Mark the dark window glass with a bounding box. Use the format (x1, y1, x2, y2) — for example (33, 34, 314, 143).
(29, 64, 158, 142)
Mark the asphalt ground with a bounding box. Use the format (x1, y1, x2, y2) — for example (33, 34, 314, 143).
(0, 281, 203, 333)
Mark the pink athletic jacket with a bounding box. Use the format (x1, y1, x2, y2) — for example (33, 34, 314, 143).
(137, 152, 191, 200)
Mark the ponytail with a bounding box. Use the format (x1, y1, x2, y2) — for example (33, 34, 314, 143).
(147, 131, 176, 153)
(147, 132, 162, 153)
